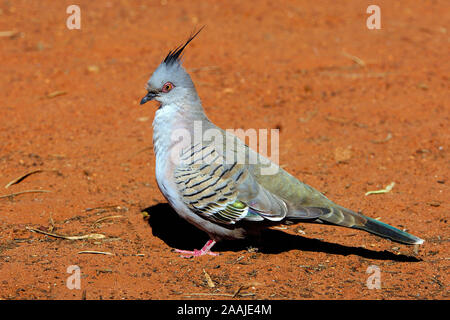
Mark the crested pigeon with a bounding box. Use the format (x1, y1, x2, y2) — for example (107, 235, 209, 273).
(140, 29, 423, 258)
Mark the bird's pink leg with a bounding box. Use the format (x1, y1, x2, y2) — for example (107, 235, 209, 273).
(174, 240, 218, 258)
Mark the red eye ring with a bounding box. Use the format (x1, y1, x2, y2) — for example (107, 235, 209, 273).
(162, 82, 174, 93)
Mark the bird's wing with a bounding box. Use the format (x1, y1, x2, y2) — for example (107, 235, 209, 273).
(174, 140, 326, 225)
(173, 125, 424, 245)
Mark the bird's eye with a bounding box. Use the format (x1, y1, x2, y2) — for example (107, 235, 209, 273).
(162, 82, 174, 93)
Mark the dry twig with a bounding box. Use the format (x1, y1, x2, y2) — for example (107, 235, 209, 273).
(342, 51, 366, 67)
(0, 189, 51, 199)
(92, 215, 125, 226)
(203, 269, 215, 288)
(78, 251, 114, 256)
(4, 169, 59, 188)
(26, 227, 106, 240)
(46, 91, 67, 99)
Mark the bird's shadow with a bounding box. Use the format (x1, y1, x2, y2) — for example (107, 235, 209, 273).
(143, 203, 420, 262)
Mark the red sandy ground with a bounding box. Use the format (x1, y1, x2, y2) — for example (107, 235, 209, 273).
(0, 0, 448, 300)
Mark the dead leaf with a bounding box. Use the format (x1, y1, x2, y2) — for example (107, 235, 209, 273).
(365, 182, 395, 196)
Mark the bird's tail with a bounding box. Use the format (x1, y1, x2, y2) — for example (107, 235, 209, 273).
(317, 205, 424, 245)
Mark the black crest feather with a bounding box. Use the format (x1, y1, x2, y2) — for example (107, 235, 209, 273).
(163, 26, 205, 65)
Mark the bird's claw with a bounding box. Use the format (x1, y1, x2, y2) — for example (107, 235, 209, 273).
(174, 248, 219, 258)
(173, 239, 218, 258)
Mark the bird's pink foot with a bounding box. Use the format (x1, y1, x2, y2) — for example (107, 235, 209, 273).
(174, 240, 218, 258)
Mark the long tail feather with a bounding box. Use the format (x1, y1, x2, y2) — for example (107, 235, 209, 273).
(354, 215, 424, 245)
(318, 205, 424, 245)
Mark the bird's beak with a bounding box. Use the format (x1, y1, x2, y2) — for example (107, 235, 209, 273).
(140, 90, 158, 105)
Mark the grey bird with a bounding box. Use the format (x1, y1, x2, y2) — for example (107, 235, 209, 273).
(140, 29, 423, 258)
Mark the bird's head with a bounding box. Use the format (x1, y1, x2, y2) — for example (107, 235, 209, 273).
(140, 28, 203, 107)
